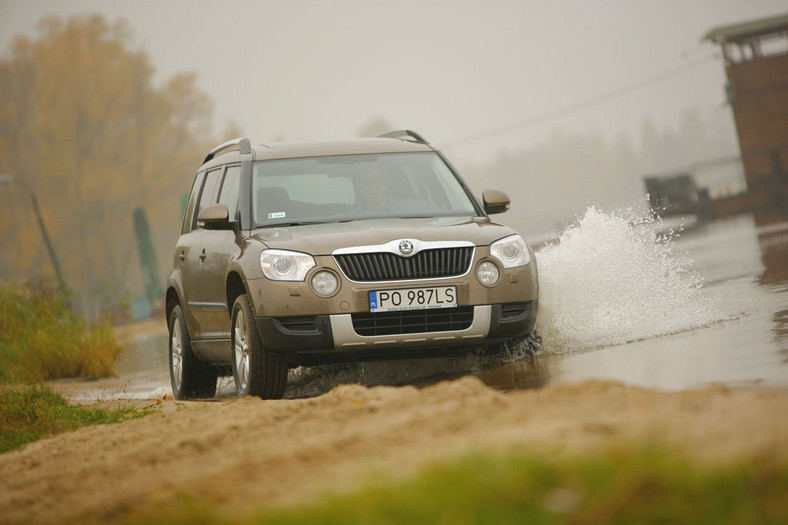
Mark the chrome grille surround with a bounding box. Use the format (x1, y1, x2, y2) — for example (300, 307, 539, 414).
(333, 239, 475, 282)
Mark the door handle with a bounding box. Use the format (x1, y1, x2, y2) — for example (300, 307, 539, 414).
(199, 249, 207, 262)
(178, 252, 186, 262)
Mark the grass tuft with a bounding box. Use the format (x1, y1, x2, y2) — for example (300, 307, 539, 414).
(0, 382, 152, 454)
(254, 448, 788, 525)
(129, 447, 788, 524)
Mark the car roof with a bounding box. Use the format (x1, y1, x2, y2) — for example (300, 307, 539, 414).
(200, 134, 436, 170)
(253, 138, 434, 160)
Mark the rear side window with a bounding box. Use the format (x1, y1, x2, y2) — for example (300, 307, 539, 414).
(218, 165, 242, 221)
(181, 171, 206, 234)
(198, 168, 223, 212)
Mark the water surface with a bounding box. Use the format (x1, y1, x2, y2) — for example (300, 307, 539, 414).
(477, 212, 788, 391)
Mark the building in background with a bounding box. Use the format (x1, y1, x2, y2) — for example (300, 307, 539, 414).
(704, 13, 788, 215)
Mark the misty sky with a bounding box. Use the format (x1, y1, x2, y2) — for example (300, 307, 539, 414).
(1, 0, 786, 167)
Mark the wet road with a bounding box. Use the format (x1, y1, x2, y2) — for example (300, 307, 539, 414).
(478, 212, 788, 391)
(56, 211, 788, 401)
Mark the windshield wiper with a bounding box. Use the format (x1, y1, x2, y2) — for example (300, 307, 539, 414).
(334, 215, 434, 223)
(261, 220, 329, 228)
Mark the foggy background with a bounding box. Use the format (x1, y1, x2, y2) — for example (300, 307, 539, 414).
(0, 0, 785, 316)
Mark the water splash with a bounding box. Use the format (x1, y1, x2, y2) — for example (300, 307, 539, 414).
(535, 205, 722, 353)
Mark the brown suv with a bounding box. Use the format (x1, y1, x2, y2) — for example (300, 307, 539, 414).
(166, 130, 538, 399)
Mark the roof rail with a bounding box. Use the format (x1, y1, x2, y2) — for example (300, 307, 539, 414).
(203, 137, 252, 164)
(378, 129, 429, 144)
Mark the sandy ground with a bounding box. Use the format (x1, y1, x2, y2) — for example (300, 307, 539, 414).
(1, 377, 787, 524)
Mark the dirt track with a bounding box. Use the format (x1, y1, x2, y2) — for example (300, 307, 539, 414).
(1, 377, 787, 524)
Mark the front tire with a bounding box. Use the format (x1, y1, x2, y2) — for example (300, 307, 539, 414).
(231, 294, 288, 399)
(169, 304, 217, 400)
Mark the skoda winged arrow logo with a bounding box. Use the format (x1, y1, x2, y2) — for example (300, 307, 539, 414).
(398, 240, 414, 255)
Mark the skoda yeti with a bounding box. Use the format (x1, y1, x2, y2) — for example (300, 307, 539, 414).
(166, 130, 538, 399)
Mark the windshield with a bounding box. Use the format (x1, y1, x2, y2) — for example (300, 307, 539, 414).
(251, 152, 479, 227)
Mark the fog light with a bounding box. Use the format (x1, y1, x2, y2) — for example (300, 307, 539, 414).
(311, 270, 339, 297)
(476, 261, 500, 287)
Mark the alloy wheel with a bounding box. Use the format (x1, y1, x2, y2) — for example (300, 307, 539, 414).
(233, 308, 250, 392)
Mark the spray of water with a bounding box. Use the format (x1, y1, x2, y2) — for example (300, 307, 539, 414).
(534, 205, 722, 354)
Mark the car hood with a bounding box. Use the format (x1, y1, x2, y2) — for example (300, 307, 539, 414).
(250, 217, 519, 255)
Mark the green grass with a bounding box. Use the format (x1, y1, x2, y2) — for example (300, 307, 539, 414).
(134, 447, 788, 525)
(0, 382, 153, 454)
(0, 280, 123, 381)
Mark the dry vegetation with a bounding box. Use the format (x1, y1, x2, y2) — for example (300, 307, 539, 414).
(0, 281, 122, 381)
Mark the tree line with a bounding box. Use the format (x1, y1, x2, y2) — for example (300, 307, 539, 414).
(0, 15, 216, 317)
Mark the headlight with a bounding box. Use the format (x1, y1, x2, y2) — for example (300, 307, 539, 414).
(476, 260, 500, 287)
(260, 250, 315, 281)
(311, 270, 339, 297)
(490, 235, 531, 268)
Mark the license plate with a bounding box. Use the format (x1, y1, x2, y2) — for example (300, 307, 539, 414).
(368, 286, 457, 313)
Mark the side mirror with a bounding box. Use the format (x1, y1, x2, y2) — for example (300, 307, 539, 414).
(197, 203, 231, 229)
(482, 189, 510, 215)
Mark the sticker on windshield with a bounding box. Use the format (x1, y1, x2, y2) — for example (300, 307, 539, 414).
(268, 212, 286, 219)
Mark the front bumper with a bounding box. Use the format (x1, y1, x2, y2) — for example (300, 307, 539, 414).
(255, 301, 536, 366)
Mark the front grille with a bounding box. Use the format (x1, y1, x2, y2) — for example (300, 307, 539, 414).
(352, 306, 474, 336)
(334, 247, 473, 282)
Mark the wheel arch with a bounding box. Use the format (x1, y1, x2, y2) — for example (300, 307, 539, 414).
(165, 286, 181, 324)
(226, 271, 247, 314)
